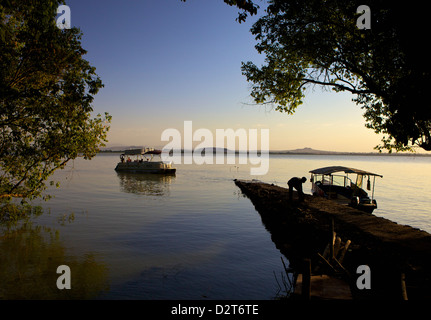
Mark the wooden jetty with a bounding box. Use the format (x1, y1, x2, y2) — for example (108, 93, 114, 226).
(234, 179, 431, 300)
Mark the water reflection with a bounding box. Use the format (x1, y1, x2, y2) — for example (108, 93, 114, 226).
(116, 172, 175, 196)
(0, 214, 109, 299)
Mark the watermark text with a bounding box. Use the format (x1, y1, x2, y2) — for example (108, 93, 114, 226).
(357, 5, 371, 30)
(56, 265, 71, 289)
(56, 5, 71, 29)
(356, 264, 371, 289)
(161, 121, 269, 175)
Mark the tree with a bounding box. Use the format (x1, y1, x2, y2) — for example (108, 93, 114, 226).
(240, 0, 431, 152)
(0, 0, 111, 201)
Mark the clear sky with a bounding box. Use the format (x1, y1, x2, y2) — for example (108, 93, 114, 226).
(65, 0, 384, 152)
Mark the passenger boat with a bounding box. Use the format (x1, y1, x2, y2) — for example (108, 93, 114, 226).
(114, 148, 176, 174)
(309, 166, 382, 213)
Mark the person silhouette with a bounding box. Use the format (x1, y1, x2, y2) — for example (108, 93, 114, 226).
(288, 176, 307, 202)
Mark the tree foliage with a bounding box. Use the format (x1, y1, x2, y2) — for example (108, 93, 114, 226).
(0, 0, 111, 201)
(240, 0, 430, 152)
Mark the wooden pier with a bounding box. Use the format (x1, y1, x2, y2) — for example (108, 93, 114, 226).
(234, 179, 431, 300)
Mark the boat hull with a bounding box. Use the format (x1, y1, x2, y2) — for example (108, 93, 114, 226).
(349, 196, 377, 213)
(114, 162, 176, 174)
(355, 203, 377, 214)
(312, 182, 377, 213)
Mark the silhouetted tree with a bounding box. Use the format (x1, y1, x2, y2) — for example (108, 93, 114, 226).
(0, 0, 111, 201)
(241, 0, 430, 151)
(210, 0, 430, 152)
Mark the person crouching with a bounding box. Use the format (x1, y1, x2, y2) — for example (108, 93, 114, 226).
(288, 176, 307, 202)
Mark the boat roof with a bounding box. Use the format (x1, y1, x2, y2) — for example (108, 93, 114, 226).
(309, 166, 383, 177)
(124, 148, 161, 155)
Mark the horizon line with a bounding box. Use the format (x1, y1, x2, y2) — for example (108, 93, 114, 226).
(99, 146, 431, 156)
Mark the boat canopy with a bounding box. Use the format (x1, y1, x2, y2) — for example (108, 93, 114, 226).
(144, 149, 162, 155)
(124, 148, 161, 155)
(309, 166, 383, 177)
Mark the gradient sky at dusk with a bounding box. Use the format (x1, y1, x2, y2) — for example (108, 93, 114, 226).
(65, 0, 384, 152)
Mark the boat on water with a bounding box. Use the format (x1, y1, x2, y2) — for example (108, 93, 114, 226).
(309, 166, 383, 213)
(114, 148, 176, 174)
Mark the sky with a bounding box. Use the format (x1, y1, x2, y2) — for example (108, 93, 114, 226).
(64, 0, 385, 152)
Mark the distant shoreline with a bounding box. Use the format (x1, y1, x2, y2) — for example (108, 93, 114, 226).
(99, 147, 431, 157)
(267, 151, 431, 157)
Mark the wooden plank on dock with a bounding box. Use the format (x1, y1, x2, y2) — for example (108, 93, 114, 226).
(295, 274, 352, 300)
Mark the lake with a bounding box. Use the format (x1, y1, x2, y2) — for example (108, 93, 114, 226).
(1, 153, 430, 299)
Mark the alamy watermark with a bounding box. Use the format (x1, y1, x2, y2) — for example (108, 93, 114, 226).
(357, 5, 371, 30)
(55, 263, 371, 292)
(55, 4, 370, 31)
(161, 121, 269, 175)
(356, 265, 371, 289)
(56, 265, 71, 289)
(56, 5, 71, 30)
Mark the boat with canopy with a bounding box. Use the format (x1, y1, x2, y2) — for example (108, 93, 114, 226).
(309, 166, 383, 213)
(115, 148, 176, 174)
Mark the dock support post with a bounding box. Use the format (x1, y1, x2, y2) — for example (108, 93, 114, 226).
(330, 218, 335, 260)
(338, 240, 351, 264)
(302, 259, 311, 300)
(401, 273, 408, 300)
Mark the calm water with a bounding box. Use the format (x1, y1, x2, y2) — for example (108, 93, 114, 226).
(1, 153, 430, 299)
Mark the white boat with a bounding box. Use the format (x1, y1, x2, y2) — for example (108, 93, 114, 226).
(309, 166, 383, 213)
(114, 148, 176, 174)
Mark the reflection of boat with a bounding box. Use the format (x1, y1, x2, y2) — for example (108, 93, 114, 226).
(309, 166, 383, 213)
(114, 148, 176, 174)
(116, 172, 174, 196)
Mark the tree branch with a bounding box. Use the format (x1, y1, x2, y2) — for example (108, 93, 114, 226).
(301, 77, 373, 95)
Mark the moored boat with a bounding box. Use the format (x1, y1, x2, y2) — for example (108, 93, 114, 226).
(309, 166, 382, 213)
(114, 148, 176, 174)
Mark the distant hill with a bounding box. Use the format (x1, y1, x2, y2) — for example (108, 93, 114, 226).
(271, 147, 344, 155)
(270, 147, 431, 156)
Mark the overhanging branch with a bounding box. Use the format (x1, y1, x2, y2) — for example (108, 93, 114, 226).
(301, 77, 373, 95)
